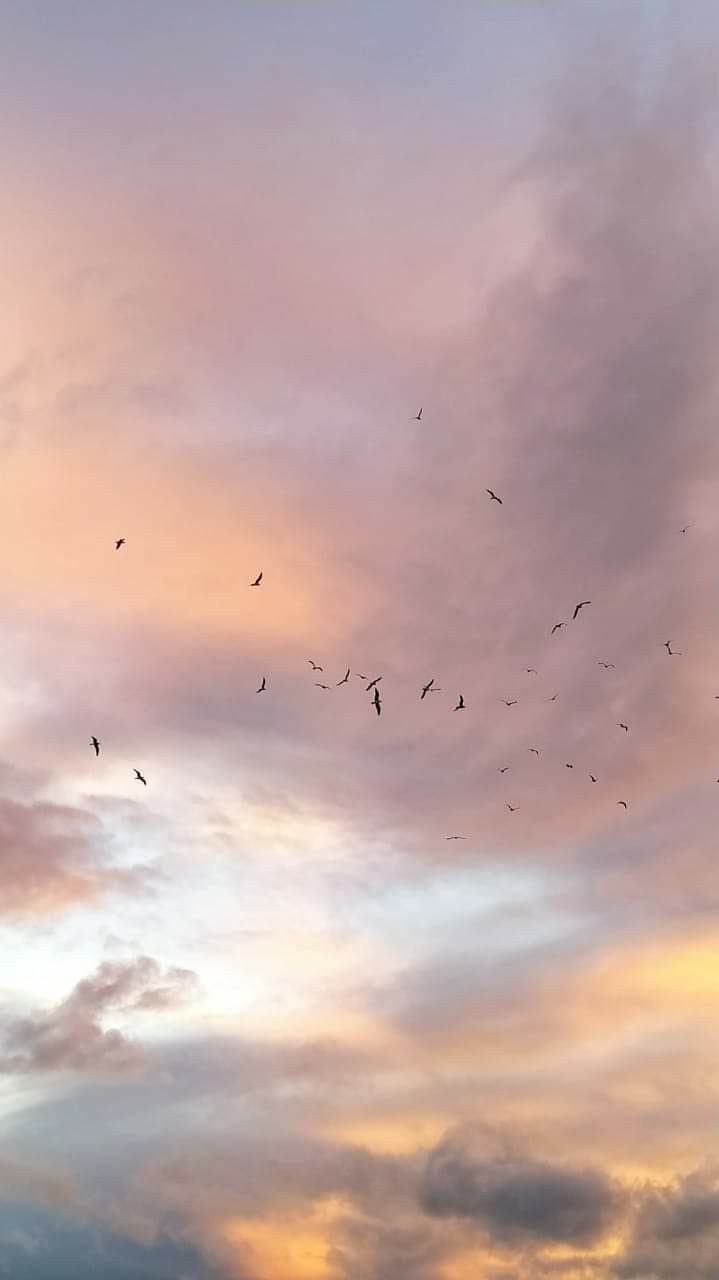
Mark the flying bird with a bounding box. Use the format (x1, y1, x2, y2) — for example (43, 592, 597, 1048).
(597, 662, 615, 669)
(498, 767, 510, 774)
(617, 800, 628, 809)
(365, 676, 382, 692)
(572, 600, 591, 620)
(250, 571, 263, 587)
(546, 693, 559, 702)
(373, 686, 382, 717)
(420, 679, 435, 700)
(589, 774, 598, 783)
(336, 668, 351, 686)
(453, 695, 465, 711)
(134, 769, 147, 786)
(551, 622, 566, 635)
(664, 641, 681, 655)
(502, 699, 518, 707)
(90, 736, 100, 757)
(308, 660, 323, 671)
(528, 747, 540, 756)
(618, 722, 629, 732)
(315, 683, 330, 690)
(679, 524, 693, 534)
(506, 803, 519, 812)
(446, 834, 466, 840)
(526, 668, 538, 675)
(256, 676, 266, 693)
(486, 489, 503, 504)
(415, 407, 423, 421)
(114, 538, 125, 550)
(565, 763, 574, 769)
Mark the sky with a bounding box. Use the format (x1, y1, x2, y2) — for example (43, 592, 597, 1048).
(1, 1, 719, 1276)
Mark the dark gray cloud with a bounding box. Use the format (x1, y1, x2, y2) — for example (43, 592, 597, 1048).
(616, 1170, 719, 1280)
(421, 1129, 618, 1246)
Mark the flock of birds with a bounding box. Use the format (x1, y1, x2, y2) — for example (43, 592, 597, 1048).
(91, 463, 699, 841)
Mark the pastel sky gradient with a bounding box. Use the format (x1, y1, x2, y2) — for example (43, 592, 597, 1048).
(2, 2, 719, 1277)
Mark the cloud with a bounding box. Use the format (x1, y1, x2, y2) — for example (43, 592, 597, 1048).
(617, 1169, 719, 1280)
(421, 1128, 619, 1247)
(0, 957, 198, 1076)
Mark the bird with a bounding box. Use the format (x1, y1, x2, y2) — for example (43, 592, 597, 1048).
(679, 524, 693, 534)
(528, 747, 540, 756)
(354, 674, 368, 681)
(250, 572, 263, 587)
(617, 800, 628, 809)
(572, 600, 591, 620)
(618, 722, 629, 732)
(597, 662, 615, 669)
(506, 803, 519, 812)
(365, 676, 382, 692)
(373, 687, 382, 717)
(336, 668, 351, 686)
(420, 679, 435, 700)
(546, 693, 559, 702)
(664, 641, 681, 655)
(446, 834, 466, 840)
(453, 695, 465, 711)
(498, 767, 510, 774)
(415, 407, 423, 421)
(502, 699, 518, 707)
(551, 622, 566, 635)
(134, 769, 147, 786)
(486, 489, 503, 504)
(90, 736, 100, 757)
(114, 538, 125, 550)
(315, 683, 330, 690)
(526, 668, 538, 675)
(256, 676, 266, 693)
(565, 763, 574, 769)
(308, 660, 323, 672)
(589, 774, 598, 783)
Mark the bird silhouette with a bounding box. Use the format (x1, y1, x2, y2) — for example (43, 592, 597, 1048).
(446, 834, 465, 840)
(664, 641, 681, 655)
(373, 687, 382, 717)
(486, 489, 503, 504)
(617, 800, 628, 809)
(498, 767, 510, 774)
(546, 693, 559, 702)
(528, 747, 540, 756)
(506, 803, 519, 812)
(618, 722, 629, 732)
(315, 683, 330, 690)
(308, 660, 323, 671)
(572, 600, 591, 620)
(454, 695, 465, 711)
(420, 679, 435, 700)
(90, 736, 100, 757)
(365, 676, 382, 692)
(502, 699, 518, 707)
(114, 538, 125, 550)
(565, 763, 574, 769)
(597, 662, 615, 669)
(679, 524, 693, 534)
(551, 622, 566, 635)
(250, 572, 263, 587)
(526, 668, 538, 675)
(256, 676, 266, 693)
(415, 407, 423, 421)
(134, 769, 147, 786)
(336, 668, 351, 686)
(589, 774, 598, 783)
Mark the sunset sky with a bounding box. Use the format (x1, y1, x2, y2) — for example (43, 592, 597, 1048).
(2, 2, 719, 1277)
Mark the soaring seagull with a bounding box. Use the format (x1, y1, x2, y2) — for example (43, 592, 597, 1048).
(498, 766, 510, 774)
(597, 662, 615, 669)
(617, 800, 628, 809)
(453, 695, 465, 711)
(528, 747, 540, 756)
(315, 683, 330, 690)
(664, 641, 681, 655)
(526, 668, 538, 675)
(618, 722, 629, 732)
(486, 489, 503, 504)
(114, 538, 125, 550)
(502, 699, 518, 707)
(336, 668, 351, 686)
(308, 660, 323, 671)
(506, 803, 519, 812)
(420, 678, 435, 700)
(90, 736, 100, 757)
(551, 622, 566, 635)
(256, 676, 266, 693)
(373, 687, 382, 717)
(589, 774, 598, 783)
(446, 834, 466, 840)
(250, 571, 263, 587)
(365, 676, 382, 692)
(415, 407, 423, 421)
(572, 600, 591, 620)
(134, 769, 147, 786)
